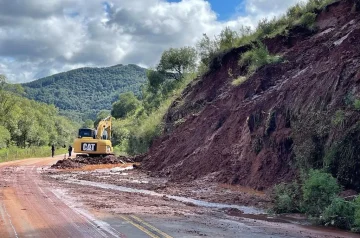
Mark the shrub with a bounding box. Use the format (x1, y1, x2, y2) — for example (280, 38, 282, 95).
(287, 3, 305, 19)
(354, 99, 360, 110)
(321, 197, 355, 230)
(255, 17, 290, 39)
(235, 26, 256, 47)
(218, 27, 239, 51)
(323, 123, 360, 191)
(271, 182, 301, 213)
(302, 170, 341, 216)
(231, 76, 247, 86)
(239, 42, 283, 75)
(331, 110, 345, 128)
(295, 12, 317, 30)
(353, 196, 360, 229)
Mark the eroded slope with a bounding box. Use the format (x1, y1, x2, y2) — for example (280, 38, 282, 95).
(142, 0, 360, 191)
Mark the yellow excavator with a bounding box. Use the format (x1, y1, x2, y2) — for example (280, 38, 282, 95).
(73, 116, 113, 157)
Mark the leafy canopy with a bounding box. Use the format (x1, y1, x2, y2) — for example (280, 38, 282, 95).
(157, 47, 196, 80)
(0, 75, 77, 149)
(22, 64, 147, 121)
(111, 92, 141, 119)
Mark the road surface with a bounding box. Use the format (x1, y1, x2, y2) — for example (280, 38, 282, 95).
(1, 156, 359, 238)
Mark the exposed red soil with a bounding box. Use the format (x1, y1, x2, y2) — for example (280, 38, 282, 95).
(142, 0, 360, 190)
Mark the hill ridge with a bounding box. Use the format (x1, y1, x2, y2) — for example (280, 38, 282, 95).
(22, 64, 147, 121)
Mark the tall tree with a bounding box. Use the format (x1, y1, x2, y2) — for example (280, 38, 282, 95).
(157, 47, 196, 80)
(111, 92, 141, 119)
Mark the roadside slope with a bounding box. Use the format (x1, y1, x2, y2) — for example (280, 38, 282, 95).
(142, 0, 360, 190)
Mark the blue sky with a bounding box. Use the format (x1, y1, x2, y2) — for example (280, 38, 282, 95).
(206, 0, 246, 20)
(168, 0, 245, 21)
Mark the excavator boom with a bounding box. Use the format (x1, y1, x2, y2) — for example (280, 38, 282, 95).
(96, 116, 112, 140)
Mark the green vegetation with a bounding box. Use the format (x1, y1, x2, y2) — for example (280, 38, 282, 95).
(110, 47, 197, 155)
(157, 47, 197, 80)
(354, 196, 360, 229)
(302, 170, 341, 216)
(0, 146, 68, 162)
(112, 73, 194, 155)
(239, 42, 283, 75)
(111, 92, 141, 119)
(271, 170, 360, 231)
(196, 0, 336, 76)
(295, 12, 317, 30)
(0, 75, 77, 161)
(332, 110, 345, 127)
(22, 64, 147, 121)
(271, 182, 301, 213)
(231, 76, 247, 86)
(321, 197, 355, 230)
(354, 99, 360, 110)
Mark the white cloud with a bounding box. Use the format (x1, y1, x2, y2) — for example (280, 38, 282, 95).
(0, 0, 305, 83)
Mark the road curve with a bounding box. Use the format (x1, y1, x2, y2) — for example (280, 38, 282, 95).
(0, 156, 125, 238)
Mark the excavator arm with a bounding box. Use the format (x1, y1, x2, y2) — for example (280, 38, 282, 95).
(96, 116, 112, 140)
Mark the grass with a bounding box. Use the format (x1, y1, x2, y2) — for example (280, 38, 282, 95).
(239, 42, 283, 75)
(354, 99, 360, 110)
(231, 76, 247, 86)
(113, 73, 196, 156)
(197, 0, 337, 77)
(0, 146, 68, 163)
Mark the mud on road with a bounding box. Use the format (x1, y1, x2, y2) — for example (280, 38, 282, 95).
(43, 160, 360, 238)
(0, 156, 359, 237)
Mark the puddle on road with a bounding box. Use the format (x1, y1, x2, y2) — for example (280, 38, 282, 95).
(94, 166, 134, 173)
(166, 195, 263, 214)
(56, 177, 264, 215)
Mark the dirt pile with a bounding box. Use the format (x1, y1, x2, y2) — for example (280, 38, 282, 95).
(142, 0, 360, 191)
(51, 155, 133, 169)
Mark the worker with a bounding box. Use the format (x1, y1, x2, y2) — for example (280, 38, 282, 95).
(68, 145, 73, 158)
(51, 144, 55, 158)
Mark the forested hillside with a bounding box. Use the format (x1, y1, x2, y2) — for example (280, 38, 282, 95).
(22, 64, 147, 121)
(0, 76, 78, 158)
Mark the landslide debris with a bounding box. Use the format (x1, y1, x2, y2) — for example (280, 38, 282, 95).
(51, 155, 138, 169)
(142, 0, 360, 191)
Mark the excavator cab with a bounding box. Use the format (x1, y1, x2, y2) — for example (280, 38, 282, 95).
(78, 128, 95, 139)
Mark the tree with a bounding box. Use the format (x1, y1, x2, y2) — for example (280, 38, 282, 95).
(0, 74, 6, 89)
(197, 33, 219, 66)
(218, 27, 239, 51)
(0, 75, 18, 125)
(146, 69, 165, 92)
(82, 119, 94, 128)
(111, 92, 141, 119)
(157, 47, 197, 80)
(0, 125, 10, 149)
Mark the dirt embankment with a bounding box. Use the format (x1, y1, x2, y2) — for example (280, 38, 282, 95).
(142, 0, 360, 191)
(51, 154, 143, 169)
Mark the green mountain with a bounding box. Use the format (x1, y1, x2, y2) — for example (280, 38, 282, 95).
(22, 64, 147, 121)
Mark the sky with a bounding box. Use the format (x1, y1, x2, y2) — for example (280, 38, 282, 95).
(0, 0, 304, 83)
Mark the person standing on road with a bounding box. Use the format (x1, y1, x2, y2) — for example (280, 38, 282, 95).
(51, 144, 55, 158)
(68, 145, 73, 158)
